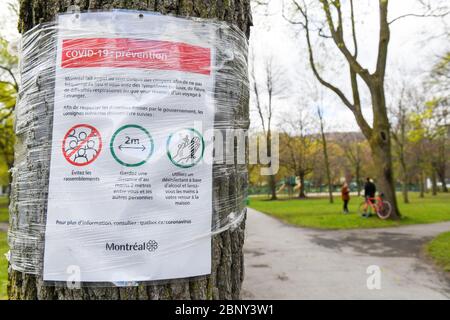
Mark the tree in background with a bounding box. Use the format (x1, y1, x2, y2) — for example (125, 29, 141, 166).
(389, 85, 413, 203)
(336, 132, 366, 196)
(0, 37, 18, 198)
(409, 98, 448, 196)
(317, 107, 333, 203)
(429, 51, 450, 95)
(283, 0, 404, 218)
(427, 52, 449, 193)
(250, 53, 286, 200)
(279, 108, 318, 198)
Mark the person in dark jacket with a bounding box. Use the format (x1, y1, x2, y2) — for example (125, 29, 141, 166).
(341, 182, 350, 214)
(364, 177, 376, 198)
(362, 177, 376, 217)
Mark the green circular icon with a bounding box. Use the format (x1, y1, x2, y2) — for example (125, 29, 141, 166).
(167, 128, 205, 168)
(110, 124, 154, 167)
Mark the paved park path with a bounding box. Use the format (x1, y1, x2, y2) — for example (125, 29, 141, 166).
(242, 208, 450, 300)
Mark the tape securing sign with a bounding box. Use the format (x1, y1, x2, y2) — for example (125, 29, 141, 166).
(10, 10, 249, 285)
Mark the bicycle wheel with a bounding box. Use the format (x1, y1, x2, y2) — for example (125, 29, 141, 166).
(358, 201, 373, 216)
(377, 201, 392, 220)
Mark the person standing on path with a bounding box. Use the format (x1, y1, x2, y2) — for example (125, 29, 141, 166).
(362, 177, 377, 217)
(341, 182, 350, 213)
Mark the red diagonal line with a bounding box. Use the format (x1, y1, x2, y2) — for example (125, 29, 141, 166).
(67, 129, 97, 158)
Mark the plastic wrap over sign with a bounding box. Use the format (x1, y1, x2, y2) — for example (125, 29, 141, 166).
(9, 10, 249, 285)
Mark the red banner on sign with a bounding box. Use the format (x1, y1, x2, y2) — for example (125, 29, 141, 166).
(61, 38, 211, 75)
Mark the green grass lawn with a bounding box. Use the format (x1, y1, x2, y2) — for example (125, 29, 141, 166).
(426, 231, 450, 273)
(0, 196, 8, 223)
(248, 192, 450, 229)
(0, 232, 7, 300)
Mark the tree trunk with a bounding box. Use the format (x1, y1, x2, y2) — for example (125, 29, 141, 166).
(320, 124, 333, 204)
(401, 179, 409, 204)
(298, 173, 306, 198)
(9, 0, 251, 300)
(356, 164, 361, 196)
(419, 172, 425, 198)
(366, 80, 401, 220)
(435, 161, 448, 192)
(268, 174, 277, 200)
(400, 159, 409, 203)
(267, 130, 277, 200)
(436, 136, 448, 193)
(431, 170, 438, 196)
(368, 131, 400, 219)
(438, 171, 448, 193)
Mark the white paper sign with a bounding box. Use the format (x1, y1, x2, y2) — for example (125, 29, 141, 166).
(43, 11, 215, 282)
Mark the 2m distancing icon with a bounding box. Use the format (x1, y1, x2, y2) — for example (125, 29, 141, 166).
(62, 124, 102, 166)
(110, 124, 154, 167)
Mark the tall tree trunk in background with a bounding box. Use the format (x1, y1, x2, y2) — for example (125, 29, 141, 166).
(269, 174, 277, 200)
(356, 164, 361, 196)
(399, 155, 409, 203)
(436, 162, 448, 193)
(436, 135, 448, 192)
(9, 0, 251, 300)
(431, 170, 438, 196)
(419, 172, 425, 198)
(267, 130, 277, 200)
(401, 174, 409, 204)
(293, 0, 401, 219)
(366, 79, 400, 219)
(317, 108, 333, 203)
(438, 172, 448, 193)
(298, 172, 306, 198)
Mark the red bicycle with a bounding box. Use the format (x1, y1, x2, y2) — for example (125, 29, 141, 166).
(358, 193, 392, 220)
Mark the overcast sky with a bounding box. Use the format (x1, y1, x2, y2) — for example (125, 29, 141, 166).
(250, 0, 449, 132)
(1, 0, 448, 133)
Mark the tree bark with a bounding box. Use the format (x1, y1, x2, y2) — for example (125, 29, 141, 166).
(400, 157, 409, 203)
(419, 172, 425, 198)
(355, 163, 361, 196)
(435, 160, 448, 193)
(370, 139, 398, 214)
(9, 0, 251, 300)
(401, 176, 409, 204)
(298, 172, 306, 198)
(369, 138, 400, 218)
(436, 134, 448, 193)
(268, 174, 277, 200)
(431, 170, 438, 196)
(318, 109, 333, 203)
(267, 129, 277, 200)
(437, 170, 448, 193)
(367, 78, 401, 219)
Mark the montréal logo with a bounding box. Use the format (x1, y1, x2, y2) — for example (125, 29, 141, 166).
(105, 240, 158, 252)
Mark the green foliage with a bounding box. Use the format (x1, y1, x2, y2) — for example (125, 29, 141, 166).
(248, 192, 450, 229)
(426, 231, 450, 273)
(0, 196, 8, 223)
(0, 231, 7, 300)
(0, 38, 18, 69)
(0, 37, 17, 191)
(0, 81, 16, 111)
(0, 117, 14, 169)
(429, 51, 450, 92)
(408, 99, 447, 142)
(0, 37, 18, 113)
